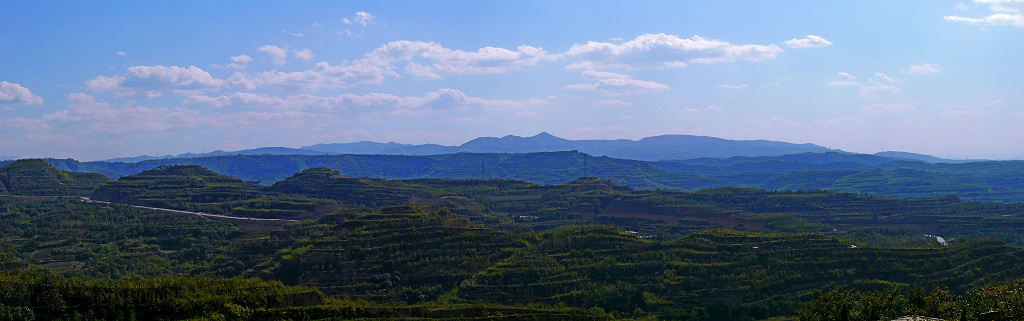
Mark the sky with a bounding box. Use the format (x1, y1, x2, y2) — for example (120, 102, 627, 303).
(2, 1, 1024, 161)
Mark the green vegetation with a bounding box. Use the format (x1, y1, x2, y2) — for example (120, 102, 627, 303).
(796, 278, 1024, 321)
(0, 159, 108, 197)
(4, 161, 1024, 319)
(29, 151, 1024, 203)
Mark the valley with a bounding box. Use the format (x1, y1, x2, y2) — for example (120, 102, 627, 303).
(3, 154, 1024, 320)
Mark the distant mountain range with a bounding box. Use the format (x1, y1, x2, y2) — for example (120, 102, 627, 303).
(3, 148, 1017, 203)
(301, 132, 842, 161)
(95, 132, 973, 166)
(102, 133, 973, 164)
(103, 147, 330, 163)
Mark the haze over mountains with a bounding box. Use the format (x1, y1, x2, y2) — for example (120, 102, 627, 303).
(102, 132, 961, 164)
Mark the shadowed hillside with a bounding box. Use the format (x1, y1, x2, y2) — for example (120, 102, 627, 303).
(0, 159, 108, 196)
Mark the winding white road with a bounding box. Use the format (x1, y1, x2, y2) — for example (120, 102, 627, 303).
(80, 197, 298, 222)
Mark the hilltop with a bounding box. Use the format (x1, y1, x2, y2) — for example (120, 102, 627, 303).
(4, 163, 1024, 319)
(21, 150, 1024, 203)
(0, 159, 108, 196)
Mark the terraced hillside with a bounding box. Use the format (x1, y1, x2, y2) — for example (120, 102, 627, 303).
(0, 159, 108, 196)
(256, 206, 1024, 320)
(6, 185, 1024, 319)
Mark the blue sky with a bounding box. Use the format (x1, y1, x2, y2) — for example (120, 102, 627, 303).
(2, 1, 1023, 160)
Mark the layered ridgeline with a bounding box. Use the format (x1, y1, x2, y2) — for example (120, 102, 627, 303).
(90, 165, 336, 220)
(7, 164, 1024, 319)
(20, 150, 1024, 203)
(89, 165, 1024, 244)
(104, 132, 836, 162)
(0, 159, 108, 196)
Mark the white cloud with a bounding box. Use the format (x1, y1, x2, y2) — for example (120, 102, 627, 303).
(860, 79, 902, 97)
(717, 84, 748, 89)
(343, 12, 375, 26)
(185, 89, 545, 117)
(366, 40, 551, 75)
(683, 105, 723, 114)
(566, 70, 669, 96)
(942, 108, 986, 119)
(565, 33, 783, 70)
(0, 81, 44, 105)
(580, 69, 630, 80)
(259, 45, 288, 64)
(904, 63, 942, 74)
(594, 99, 632, 106)
(226, 72, 261, 91)
(405, 62, 441, 79)
(875, 72, 896, 83)
(86, 76, 125, 91)
(45, 93, 205, 134)
(87, 65, 223, 96)
(0, 117, 48, 132)
(255, 41, 551, 91)
(260, 61, 396, 91)
(945, 0, 1024, 27)
(861, 103, 916, 112)
(784, 35, 833, 48)
(812, 117, 864, 127)
(394, 88, 547, 115)
(838, 72, 858, 80)
(983, 99, 1004, 106)
(294, 49, 314, 60)
(230, 55, 253, 64)
(116, 51, 126, 56)
(828, 81, 859, 87)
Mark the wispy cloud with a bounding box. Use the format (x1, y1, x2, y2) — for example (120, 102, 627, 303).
(594, 99, 632, 106)
(343, 12, 376, 26)
(566, 70, 669, 96)
(945, 0, 1024, 27)
(294, 49, 314, 60)
(942, 108, 985, 119)
(861, 103, 916, 112)
(859, 79, 901, 97)
(566, 33, 783, 70)
(828, 81, 859, 87)
(784, 35, 833, 48)
(258, 45, 288, 64)
(812, 117, 864, 127)
(874, 72, 896, 83)
(86, 65, 224, 97)
(186, 89, 546, 117)
(904, 63, 942, 74)
(717, 84, 748, 89)
(683, 106, 723, 113)
(230, 55, 253, 64)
